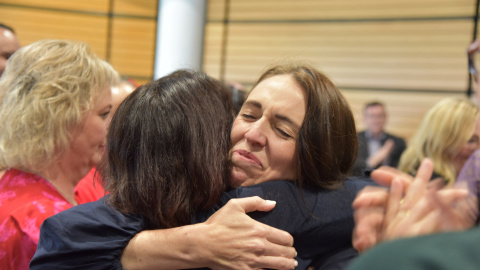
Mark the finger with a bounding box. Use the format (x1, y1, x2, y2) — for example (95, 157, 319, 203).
(384, 177, 404, 225)
(262, 240, 297, 259)
(402, 158, 433, 208)
(265, 225, 295, 247)
(352, 186, 389, 208)
(254, 255, 298, 270)
(370, 167, 413, 188)
(427, 178, 445, 190)
(436, 188, 469, 205)
(232, 196, 277, 213)
(403, 191, 437, 225)
(352, 207, 385, 252)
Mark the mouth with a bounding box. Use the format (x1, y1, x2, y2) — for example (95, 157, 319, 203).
(233, 149, 262, 168)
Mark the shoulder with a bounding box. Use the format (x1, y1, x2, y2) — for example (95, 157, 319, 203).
(32, 198, 140, 270)
(48, 197, 145, 231)
(0, 198, 71, 242)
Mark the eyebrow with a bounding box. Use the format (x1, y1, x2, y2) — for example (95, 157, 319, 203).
(244, 100, 301, 130)
(275, 114, 301, 131)
(244, 100, 262, 109)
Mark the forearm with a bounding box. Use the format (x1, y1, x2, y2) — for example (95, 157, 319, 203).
(122, 224, 210, 270)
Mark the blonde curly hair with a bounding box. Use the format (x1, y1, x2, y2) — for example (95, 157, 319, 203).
(0, 39, 119, 171)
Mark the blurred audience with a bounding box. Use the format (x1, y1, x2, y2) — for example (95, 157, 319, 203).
(349, 38, 480, 270)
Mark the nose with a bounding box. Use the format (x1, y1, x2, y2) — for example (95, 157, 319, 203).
(244, 119, 267, 148)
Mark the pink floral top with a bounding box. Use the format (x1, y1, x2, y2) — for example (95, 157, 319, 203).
(0, 168, 73, 270)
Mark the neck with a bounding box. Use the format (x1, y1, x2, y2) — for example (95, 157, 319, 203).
(36, 161, 85, 206)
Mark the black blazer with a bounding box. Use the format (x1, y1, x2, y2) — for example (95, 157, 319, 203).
(353, 131, 406, 176)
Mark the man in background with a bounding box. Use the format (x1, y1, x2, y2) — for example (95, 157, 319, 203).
(0, 23, 20, 77)
(353, 101, 406, 176)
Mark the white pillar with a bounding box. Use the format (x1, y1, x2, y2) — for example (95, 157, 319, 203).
(154, 0, 207, 79)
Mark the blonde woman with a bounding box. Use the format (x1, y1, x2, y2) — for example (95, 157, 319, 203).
(0, 39, 119, 269)
(398, 97, 480, 185)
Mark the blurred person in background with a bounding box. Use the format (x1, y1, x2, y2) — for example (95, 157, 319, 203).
(353, 101, 406, 176)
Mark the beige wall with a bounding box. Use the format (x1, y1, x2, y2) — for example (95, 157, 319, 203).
(204, 0, 477, 141)
(0, 0, 157, 84)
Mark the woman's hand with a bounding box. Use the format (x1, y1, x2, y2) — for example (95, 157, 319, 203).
(381, 160, 472, 240)
(352, 165, 414, 252)
(200, 197, 297, 270)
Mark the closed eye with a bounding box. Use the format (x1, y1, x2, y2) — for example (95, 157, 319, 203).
(100, 110, 111, 119)
(241, 113, 256, 120)
(276, 127, 292, 138)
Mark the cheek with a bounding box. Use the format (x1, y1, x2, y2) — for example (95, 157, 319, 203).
(87, 120, 108, 143)
(230, 120, 243, 145)
(459, 145, 475, 158)
(273, 142, 298, 169)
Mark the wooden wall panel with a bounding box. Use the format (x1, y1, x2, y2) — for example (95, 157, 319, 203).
(203, 0, 478, 141)
(113, 0, 157, 17)
(110, 18, 156, 81)
(206, 0, 226, 21)
(229, 0, 474, 20)
(0, 6, 108, 58)
(0, 0, 157, 84)
(0, 0, 109, 13)
(203, 23, 225, 79)
(223, 20, 472, 92)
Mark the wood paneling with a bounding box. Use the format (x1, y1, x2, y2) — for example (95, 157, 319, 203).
(203, 0, 477, 141)
(0, 0, 157, 83)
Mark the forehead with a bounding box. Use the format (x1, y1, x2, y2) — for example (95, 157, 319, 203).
(248, 74, 306, 103)
(93, 85, 112, 107)
(365, 105, 385, 114)
(246, 74, 307, 126)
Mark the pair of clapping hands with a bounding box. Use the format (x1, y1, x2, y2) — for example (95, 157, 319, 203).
(352, 159, 478, 252)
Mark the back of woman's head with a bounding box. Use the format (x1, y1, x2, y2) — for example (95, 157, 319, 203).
(102, 69, 235, 229)
(0, 39, 119, 171)
(399, 97, 479, 184)
(254, 63, 358, 189)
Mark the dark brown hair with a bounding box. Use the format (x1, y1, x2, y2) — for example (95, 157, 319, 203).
(253, 63, 358, 189)
(101, 70, 235, 229)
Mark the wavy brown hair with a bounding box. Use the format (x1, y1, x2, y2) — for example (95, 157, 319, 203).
(101, 70, 235, 229)
(253, 63, 358, 189)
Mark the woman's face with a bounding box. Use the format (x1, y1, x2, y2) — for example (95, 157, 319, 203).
(229, 74, 307, 188)
(454, 117, 480, 169)
(67, 86, 112, 174)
